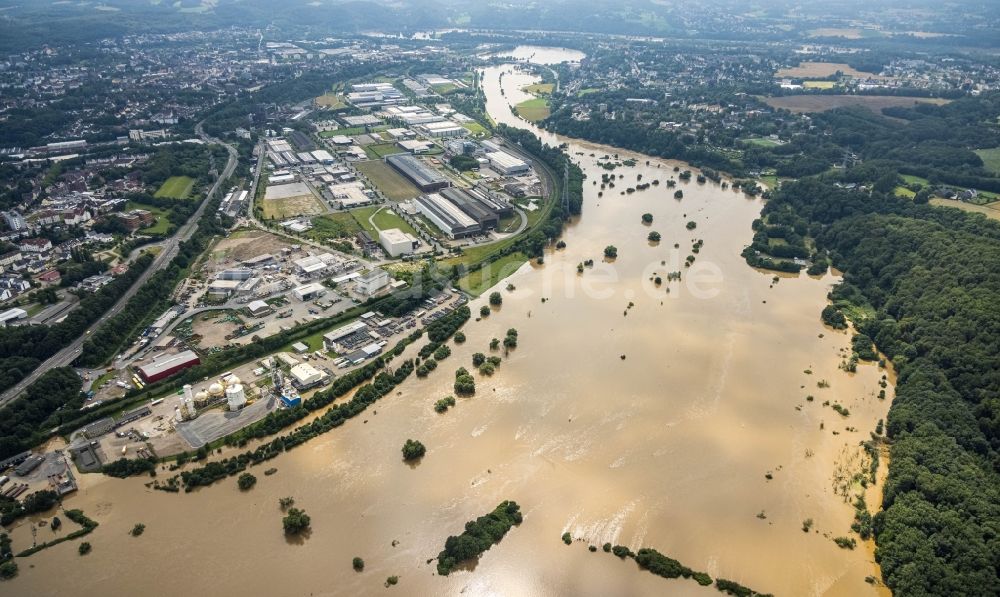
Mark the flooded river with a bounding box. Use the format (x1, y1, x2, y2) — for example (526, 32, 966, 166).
(7, 48, 891, 597)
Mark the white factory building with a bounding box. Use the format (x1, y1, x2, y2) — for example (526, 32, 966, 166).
(293, 282, 326, 301)
(486, 150, 531, 175)
(289, 363, 327, 388)
(418, 120, 466, 138)
(357, 268, 390, 297)
(378, 228, 419, 258)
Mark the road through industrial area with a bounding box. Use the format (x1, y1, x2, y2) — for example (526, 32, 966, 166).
(0, 123, 238, 406)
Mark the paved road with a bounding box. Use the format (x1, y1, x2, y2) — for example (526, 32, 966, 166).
(0, 123, 238, 406)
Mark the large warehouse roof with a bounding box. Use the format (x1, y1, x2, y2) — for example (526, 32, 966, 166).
(139, 350, 199, 378)
(386, 154, 449, 189)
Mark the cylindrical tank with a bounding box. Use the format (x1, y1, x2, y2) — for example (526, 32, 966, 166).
(226, 383, 246, 411)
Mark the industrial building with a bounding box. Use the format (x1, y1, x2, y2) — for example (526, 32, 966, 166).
(357, 268, 391, 297)
(418, 121, 466, 138)
(217, 268, 253, 281)
(138, 350, 201, 383)
(322, 321, 369, 353)
(440, 187, 500, 230)
(293, 283, 326, 301)
(246, 300, 272, 317)
(385, 154, 450, 192)
(414, 193, 480, 239)
(0, 307, 28, 326)
(378, 228, 419, 257)
(289, 363, 327, 389)
(486, 149, 531, 175)
(208, 279, 241, 297)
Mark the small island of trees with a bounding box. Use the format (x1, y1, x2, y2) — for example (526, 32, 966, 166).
(436, 501, 522, 576)
(282, 508, 311, 535)
(648, 231, 661, 242)
(402, 439, 426, 461)
(237, 472, 257, 491)
(604, 245, 618, 258)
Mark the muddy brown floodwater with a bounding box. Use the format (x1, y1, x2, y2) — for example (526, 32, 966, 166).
(7, 48, 892, 597)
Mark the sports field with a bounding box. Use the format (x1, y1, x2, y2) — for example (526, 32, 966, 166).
(154, 176, 195, 199)
(355, 160, 421, 200)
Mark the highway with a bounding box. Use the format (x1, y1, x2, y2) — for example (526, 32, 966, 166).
(0, 122, 239, 406)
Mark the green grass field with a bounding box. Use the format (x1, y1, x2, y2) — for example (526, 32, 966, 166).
(432, 83, 459, 95)
(364, 143, 406, 160)
(803, 80, 836, 89)
(315, 93, 347, 110)
(309, 213, 363, 242)
(515, 98, 550, 122)
(577, 88, 601, 97)
(894, 186, 916, 198)
(522, 83, 555, 95)
(745, 138, 781, 147)
(371, 207, 419, 237)
(126, 201, 172, 235)
(462, 122, 489, 137)
(457, 252, 528, 296)
(154, 176, 195, 199)
(900, 174, 929, 186)
(319, 127, 366, 138)
(355, 160, 421, 200)
(349, 206, 420, 239)
(975, 148, 1000, 174)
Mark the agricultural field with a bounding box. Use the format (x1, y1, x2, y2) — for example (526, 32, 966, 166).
(762, 95, 950, 114)
(803, 80, 836, 89)
(522, 83, 555, 95)
(775, 61, 879, 78)
(364, 142, 406, 159)
(975, 148, 1000, 174)
(154, 176, 195, 199)
(516, 98, 551, 122)
(355, 160, 421, 200)
(806, 28, 880, 39)
(457, 252, 529, 296)
(930, 198, 1000, 221)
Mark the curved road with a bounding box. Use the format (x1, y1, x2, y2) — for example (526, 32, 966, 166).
(0, 122, 238, 406)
